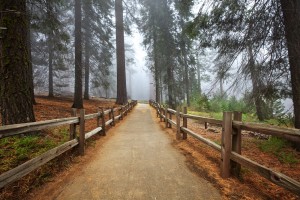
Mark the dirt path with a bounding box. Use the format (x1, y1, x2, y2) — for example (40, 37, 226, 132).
(36, 104, 221, 200)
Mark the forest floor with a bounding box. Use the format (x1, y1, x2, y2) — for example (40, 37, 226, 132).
(160, 116, 300, 199)
(0, 96, 117, 200)
(0, 96, 299, 199)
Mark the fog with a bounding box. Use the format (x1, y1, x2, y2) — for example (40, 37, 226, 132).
(126, 28, 151, 101)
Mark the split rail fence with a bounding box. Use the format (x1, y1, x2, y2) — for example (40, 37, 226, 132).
(0, 100, 137, 189)
(149, 100, 300, 196)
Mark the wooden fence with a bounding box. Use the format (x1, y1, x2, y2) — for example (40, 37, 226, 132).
(149, 100, 300, 196)
(0, 100, 138, 189)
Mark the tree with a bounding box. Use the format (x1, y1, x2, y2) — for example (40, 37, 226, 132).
(30, 0, 71, 97)
(139, 0, 178, 108)
(115, 0, 127, 105)
(83, 0, 91, 100)
(82, 0, 114, 100)
(174, 0, 194, 106)
(188, 0, 292, 122)
(27, 5, 36, 105)
(247, 46, 265, 121)
(46, 0, 54, 97)
(280, 0, 300, 128)
(140, 0, 161, 103)
(72, 0, 83, 108)
(0, 0, 35, 125)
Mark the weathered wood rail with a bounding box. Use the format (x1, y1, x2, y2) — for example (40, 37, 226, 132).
(149, 100, 300, 196)
(0, 100, 137, 189)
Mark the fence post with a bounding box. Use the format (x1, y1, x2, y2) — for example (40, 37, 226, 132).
(231, 111, 242, 177)
(168, 111, 172, 128)
(159, 105, 163, 122)
(69, 108, 77, 140)
(156, 103, 159, 117)
(97, 108, 100, 127)
(183, 107, 187, 140)
(205, 122, 208, 129)
(79, 109, 85, 156)
(123, 105, 126, 116)
(120, 107, 123, 120)
(165, 107, 168, 128)
(126, 103, 129, 115)
(101, 108, 106, 136)
(111, 108, 115, 126)
(221, 111, 232, 178)
(176, 108, 181, 140)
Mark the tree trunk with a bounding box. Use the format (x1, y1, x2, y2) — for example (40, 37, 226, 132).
(46, 0, 54, 98)
(0, 0, 35, 125)
(196, 56, 202, 95)
(83, 2, 90, 100)
(248, 46, 265, 121)
(220, 77, 224, 97)
(154, 65, 160, 103)
(167, 64, 175, 109)
(48, 35, 54, 97)
(183, 49, 190, 106)
(280, 0, 300, 128)
(153, 26, 160, 103)
(115, 0, 127, 105)
(84, 37, 90, 100)
(180, 19, 190, 107)
(26, 4, 36, 105)
(72, 0, 83, 108)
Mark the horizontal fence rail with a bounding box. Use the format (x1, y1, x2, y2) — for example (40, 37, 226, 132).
(232, 121, 300, 143)
(0, 100, 138, 189)
(149, 100, 300, 196)
(0, 117, 79, 139)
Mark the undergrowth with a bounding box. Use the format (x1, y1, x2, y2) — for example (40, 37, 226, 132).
(259, 137, 299, 164)
(0, 127, 70, 174)
(0, 127, 74, 200)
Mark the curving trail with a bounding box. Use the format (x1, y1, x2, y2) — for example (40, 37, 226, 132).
(44, 104, 221, 200)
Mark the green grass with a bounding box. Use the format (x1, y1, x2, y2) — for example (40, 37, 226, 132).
(188, 109, 299, 165)
(259, 137, 286, 153)
(188, 110, 258, 122)
(188, 111, 221, 119)
(0, 127, 70, 173)
(259, 137, 299, 164)
(278, 152, 299, 164)
(188, 109, 294, 127)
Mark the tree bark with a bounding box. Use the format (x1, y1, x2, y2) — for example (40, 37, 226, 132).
(183, 47, 190, 106)
(72, 0, 83, 108)
(84, 36, 90, 100)
(153, 25, 160, 103)
(180, 19, 190, 107)
(83, 1, 90, 100)
(115, 0, 127, 105)
(220, 77, 224, 98)
(167, 64, 175, 109)
(26, 7, 36, 105)
(0, 0, 36, 125)
(46, 0, 54, 98)
(280, 0, 300, 128)
(48, 41, 54, 97)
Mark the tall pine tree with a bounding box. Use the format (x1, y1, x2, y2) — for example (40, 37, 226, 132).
(0, 0, 35, 125)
